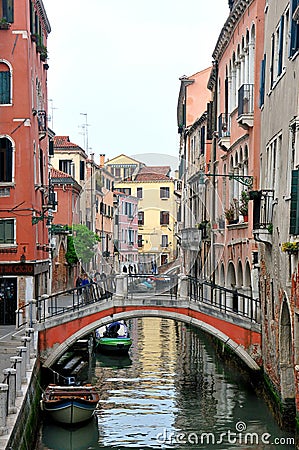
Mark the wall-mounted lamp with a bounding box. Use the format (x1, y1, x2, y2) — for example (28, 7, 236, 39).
(199, 171, 253, 188)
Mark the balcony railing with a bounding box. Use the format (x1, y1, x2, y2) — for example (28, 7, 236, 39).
(37, 110, 47, 136)
(181, 227, 201, 250)
(237, 84, 254, 128)
(252, 190, 274, 244)
(218, 113, 231, 138)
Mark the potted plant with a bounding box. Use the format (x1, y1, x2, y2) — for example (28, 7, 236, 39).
(224, 203, 236, 224)
(0, 17, 11, 29)
(281, 241, 299, 255)
(239, 190, 249, 221)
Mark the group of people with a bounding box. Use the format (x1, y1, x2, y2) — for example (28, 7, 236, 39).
(75, 273, 90, 288)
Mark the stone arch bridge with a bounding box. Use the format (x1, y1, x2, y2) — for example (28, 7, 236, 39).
(20, 274, 261, 371)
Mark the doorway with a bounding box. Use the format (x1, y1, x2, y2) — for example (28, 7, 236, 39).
(0, 278, 17, 325)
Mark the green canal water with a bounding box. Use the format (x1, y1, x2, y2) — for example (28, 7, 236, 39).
(36, 317, 295, 449)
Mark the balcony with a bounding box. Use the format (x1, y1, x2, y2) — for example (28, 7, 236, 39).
(181, 227, 201, 251)
(218, 113, 231, 151)
(37, 110, 47, 139)
(237, 84, 254, 129)
(252, 190, 274, 245)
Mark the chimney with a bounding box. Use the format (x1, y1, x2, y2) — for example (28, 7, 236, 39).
(99, 154, 105, 167)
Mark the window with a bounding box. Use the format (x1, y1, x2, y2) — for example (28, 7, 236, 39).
(290, 169, 299, 234)
(128, 229, 134, 245)
(138, 234, 143, 247)
(161, 235, 168, 247)
(160, 211, 169, 225)
(59, 159, 73, 176)
(0, 0, 14, 23)
(0, 62, 11, 105)
(0, 138, 12, 182)
(200, 126, 205, 155)
(290, 0, 299, 57)
(80, 160, 85, 180)
(125, 202, 133, 217)
(0, 218, 15, 244)
(278, 15, 284, 76)
(118, 188, 131, 195)
(137, 187, 143, 199)
(160, 187, 170, 199)
(259, 55, 266, 108)
(138, 211, 144, 226)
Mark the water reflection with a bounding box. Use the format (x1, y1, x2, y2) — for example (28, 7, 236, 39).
(41, 418, 99, 450)
(37, 318, 295, 449)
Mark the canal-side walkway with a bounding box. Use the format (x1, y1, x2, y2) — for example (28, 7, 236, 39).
(0, 323, 37, 449)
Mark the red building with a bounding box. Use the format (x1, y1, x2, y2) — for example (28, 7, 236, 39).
(0, 0, 51, 324)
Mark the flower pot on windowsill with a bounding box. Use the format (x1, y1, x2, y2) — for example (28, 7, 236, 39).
(242, 215, 248, 222)
(227, 219, 238, 225)
(0, 21, 10, 30)
(282, 242, 299, 254)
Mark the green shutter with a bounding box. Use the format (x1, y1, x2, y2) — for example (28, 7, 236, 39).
(0, 71, 10, 104)
(5, 219, 14, 243)
(0, 219, 14, 244)
(2, 0, 14, 22)
(290, 169, 299, 235)
(0, 221, 4, 244)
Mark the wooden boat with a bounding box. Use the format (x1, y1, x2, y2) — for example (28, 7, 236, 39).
(41, 384, 99, 425)
(95, 321, 132, 354)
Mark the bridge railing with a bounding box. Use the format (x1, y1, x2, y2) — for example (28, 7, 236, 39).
(16, 277, 116, 327)
(187, 277, 260, 323)
(127, 274, 178, 299)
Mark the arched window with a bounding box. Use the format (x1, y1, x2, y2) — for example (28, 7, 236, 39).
(0, 137, 13, 182)
(0, 61, 11, 104)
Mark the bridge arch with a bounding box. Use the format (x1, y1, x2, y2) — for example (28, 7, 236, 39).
(41, 309, 260, 372)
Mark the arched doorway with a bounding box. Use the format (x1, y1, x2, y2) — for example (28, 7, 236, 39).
(227, 262, 237, 312)
(279, 299, 295, 401)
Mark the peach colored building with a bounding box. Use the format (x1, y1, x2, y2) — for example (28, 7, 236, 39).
(0, 0, 51, 323)
(207, 0, 264, 302)
(177, 68, 212, 278)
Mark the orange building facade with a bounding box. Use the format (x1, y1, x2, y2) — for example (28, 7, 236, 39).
(0, 0, 51, 324)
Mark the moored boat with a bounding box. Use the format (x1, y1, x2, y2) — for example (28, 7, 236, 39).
(41, 384, 99, 425)
(95, 321, 132, 354)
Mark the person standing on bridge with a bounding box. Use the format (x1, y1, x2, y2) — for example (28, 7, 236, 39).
(81, 273, 90, 304)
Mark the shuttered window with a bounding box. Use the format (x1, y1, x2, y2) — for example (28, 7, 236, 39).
(278, 15, 284, 76)
(290, 0, 299, 57)
(160, 211, 169, 225)
(0, 219, 15, 244)
(0, 70, 10, 104)
(290, 169, 299, 235)
(1, 0, 14, 22)
(259, 55, 266, 108)
(80, 160, 85, 180)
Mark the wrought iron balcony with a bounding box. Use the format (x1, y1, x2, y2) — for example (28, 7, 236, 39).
(218, 113, 231, 150)
(37, 110, 47, 139)
(237, 84, 254, 129)
(252, 190, 274, 244)
(181, 227, 201, 250)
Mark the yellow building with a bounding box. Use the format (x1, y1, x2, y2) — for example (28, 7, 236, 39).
(115, 165, 177, 274)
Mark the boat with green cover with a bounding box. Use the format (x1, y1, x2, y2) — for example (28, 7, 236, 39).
(95, 321, 132, 354)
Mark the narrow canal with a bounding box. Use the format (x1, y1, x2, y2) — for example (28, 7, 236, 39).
(36, 318, 295, 449)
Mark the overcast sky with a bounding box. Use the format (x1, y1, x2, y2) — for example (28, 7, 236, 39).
(43, 0, 229, 164)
